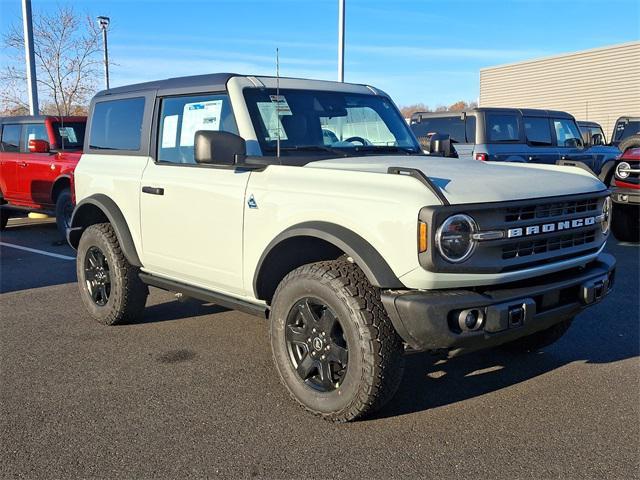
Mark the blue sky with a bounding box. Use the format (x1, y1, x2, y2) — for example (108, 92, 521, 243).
(1, 0, 638, 107)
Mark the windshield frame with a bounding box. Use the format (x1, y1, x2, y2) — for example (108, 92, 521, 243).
(242, 87, 421, 158)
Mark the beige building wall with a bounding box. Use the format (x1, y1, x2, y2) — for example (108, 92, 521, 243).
(480, 42, 640, 140)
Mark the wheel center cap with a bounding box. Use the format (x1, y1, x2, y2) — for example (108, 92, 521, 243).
(312, 337, 324, 351)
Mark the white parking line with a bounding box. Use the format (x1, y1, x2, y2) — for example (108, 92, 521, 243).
(0, 242, 75, 261)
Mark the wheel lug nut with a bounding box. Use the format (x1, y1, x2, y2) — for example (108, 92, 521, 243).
(325, 345, 330, 350)
(320, 355, 326, 360)
(312, 328, 316, 333)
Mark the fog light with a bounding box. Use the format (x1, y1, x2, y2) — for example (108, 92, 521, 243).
(458, 308, 484, 332)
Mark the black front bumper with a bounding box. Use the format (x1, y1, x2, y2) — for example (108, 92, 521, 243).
(381, 253, 616, 354)
(612, 187, 640, 205)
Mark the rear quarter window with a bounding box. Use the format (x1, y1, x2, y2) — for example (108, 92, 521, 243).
(89, 97, 145, 151)
(411, 116, 466, 143)
(486, 113, 520, 143)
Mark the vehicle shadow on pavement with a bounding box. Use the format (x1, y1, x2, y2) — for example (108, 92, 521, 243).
(129, 296, 230, 324)
(371, 308, 640, 420)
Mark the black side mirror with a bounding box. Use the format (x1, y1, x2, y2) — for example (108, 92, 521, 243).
(591, 133, 603, 146)
(194, 130, 246, 166)
(420, 133, 458, 158)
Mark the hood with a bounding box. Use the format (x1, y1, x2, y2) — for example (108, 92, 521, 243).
(305, 155, 606, 204)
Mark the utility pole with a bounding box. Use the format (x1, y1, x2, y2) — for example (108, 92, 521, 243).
(97, 16, 110, 89)
(338, 0, 345, 82)
(21, 0, 39, 115)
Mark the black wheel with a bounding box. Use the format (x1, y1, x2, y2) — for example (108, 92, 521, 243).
(611, 204, 640, 242)
(54, 188, 73, 238)
(270, 260, 405, 422)
(0, 208, 9, 231)
(499, 318, 573, 353)
(618, 134, 640, 153)
(77, 223, 148, 325)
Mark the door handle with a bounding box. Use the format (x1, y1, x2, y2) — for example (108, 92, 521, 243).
(142, 186, 164, 195)
(18, 161, 27, 167)
(561, 155, 568, 160)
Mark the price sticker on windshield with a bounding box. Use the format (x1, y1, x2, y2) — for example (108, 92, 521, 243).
(269, 95, 292, 116)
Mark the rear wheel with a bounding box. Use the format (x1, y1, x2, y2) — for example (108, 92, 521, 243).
(270, 260, 405, 422)
(499, 318, 573, 353)
(0, 208, 9, 231)
(611, 204, 640, 242)
(77, 223, 148, 325)
(55, 188, 73, 238)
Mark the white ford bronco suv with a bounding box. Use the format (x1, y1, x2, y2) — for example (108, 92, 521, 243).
(69, 73, 615, 422)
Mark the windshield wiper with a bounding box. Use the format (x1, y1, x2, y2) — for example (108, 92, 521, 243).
(278, 145, 353, 157)
(353, 145, 420, 155)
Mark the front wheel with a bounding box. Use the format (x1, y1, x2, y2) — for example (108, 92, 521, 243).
(499, 318, 573, 353)
(270, 260, 405, 422)
(76, 223, 148, 325)
(55, 188, 73, 238)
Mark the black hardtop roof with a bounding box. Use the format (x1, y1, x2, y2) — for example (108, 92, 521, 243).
(411, 107, 574, 120)
(94, 73, 240, 97)
(616, 116, 640, 122)
(576, 120, 602, 127)
(0, 115, 86, 124)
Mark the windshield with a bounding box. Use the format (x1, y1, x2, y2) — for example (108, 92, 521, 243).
(243, 88, 420, 156)
(52, 121, 86, 150)
(613, 120, 640, 143)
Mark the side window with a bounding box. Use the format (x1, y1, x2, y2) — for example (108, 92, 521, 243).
(1, 124, 22, 152)
(411, 117, 466, 143)
(157, 93, 237, 164)
(523, 117, 552, 146)
(553, 119, 582, 147)
(465, 116, 476, 143)
(89, 97, 145, 151)
(486, 114, 520, 142)
(21, 123, 49, 152)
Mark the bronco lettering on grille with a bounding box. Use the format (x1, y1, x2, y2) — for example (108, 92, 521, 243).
(507, 216, 596, 238)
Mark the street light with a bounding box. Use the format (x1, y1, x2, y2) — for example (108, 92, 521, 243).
(97, 16, 110, 90)
(338, 0, 345, 82)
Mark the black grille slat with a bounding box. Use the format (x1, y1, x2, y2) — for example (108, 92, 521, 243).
(502, 229, 597, 260)
(505, 198, 599, 223)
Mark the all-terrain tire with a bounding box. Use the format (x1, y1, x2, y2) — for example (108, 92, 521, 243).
(55, 188, 73, 238)
(611, 204, 640, 242)
(0, 208, 9, 231)
(499, 318, 573, 353)
(77, 223, 148, 325)
(270, 259, 405, 422)
(618, 134, 640, 153)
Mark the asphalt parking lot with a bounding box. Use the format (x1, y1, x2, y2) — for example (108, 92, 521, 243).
(1, 217, 638, 479)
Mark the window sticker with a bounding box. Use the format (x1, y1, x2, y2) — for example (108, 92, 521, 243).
(179, 100, 223, 146)
(58, 127, 77, 143)
(269, 95, 292, 116)
(161, 115, 178, 148)
(257, 102, 288, 141)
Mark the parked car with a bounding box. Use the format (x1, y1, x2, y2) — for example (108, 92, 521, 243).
(610, 147, 639, 242)
(409, 108, 621, 182)
(611, 116, 640, 152)
(0, 115, 87, 235)
(577, 120, 606, 146)
(68, 74, 614, 422)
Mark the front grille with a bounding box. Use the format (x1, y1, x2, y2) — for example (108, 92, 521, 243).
(502, 228, 598, 260)
(505, 197, 599, 223)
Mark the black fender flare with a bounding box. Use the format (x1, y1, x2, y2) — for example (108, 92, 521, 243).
(598, 159, 617, 184)
(253, 221, 405, 297)
(67, 194, 142, 267)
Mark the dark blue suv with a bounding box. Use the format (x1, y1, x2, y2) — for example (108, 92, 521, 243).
(410, 108, 621, 182)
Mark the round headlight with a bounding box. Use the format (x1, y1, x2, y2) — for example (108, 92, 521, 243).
(615, 162, 631, 180)
(601, 196, 612, 234)
(436, 214, 478, 263)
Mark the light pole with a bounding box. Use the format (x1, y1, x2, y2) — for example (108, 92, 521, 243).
(22, 0, 39, 115)
(97, 16, 110, 90)
(338, 0, 345, 82)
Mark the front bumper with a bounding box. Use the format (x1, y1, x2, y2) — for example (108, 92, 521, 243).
(612, 186, 640, 205)
(381, 253, 616, 354)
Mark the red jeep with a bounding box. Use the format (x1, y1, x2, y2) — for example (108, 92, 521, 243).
(0, 115, 86, 236)
(611, 147, 640, 242)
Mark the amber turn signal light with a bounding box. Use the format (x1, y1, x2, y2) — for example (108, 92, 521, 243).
(418, 221, 428, 253)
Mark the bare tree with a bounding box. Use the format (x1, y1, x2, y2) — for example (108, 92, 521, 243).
(399, 103, 431, 118)
(1, 5, 104, 116)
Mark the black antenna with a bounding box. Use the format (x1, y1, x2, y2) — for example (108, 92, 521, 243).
(276, 48, 281, 159)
